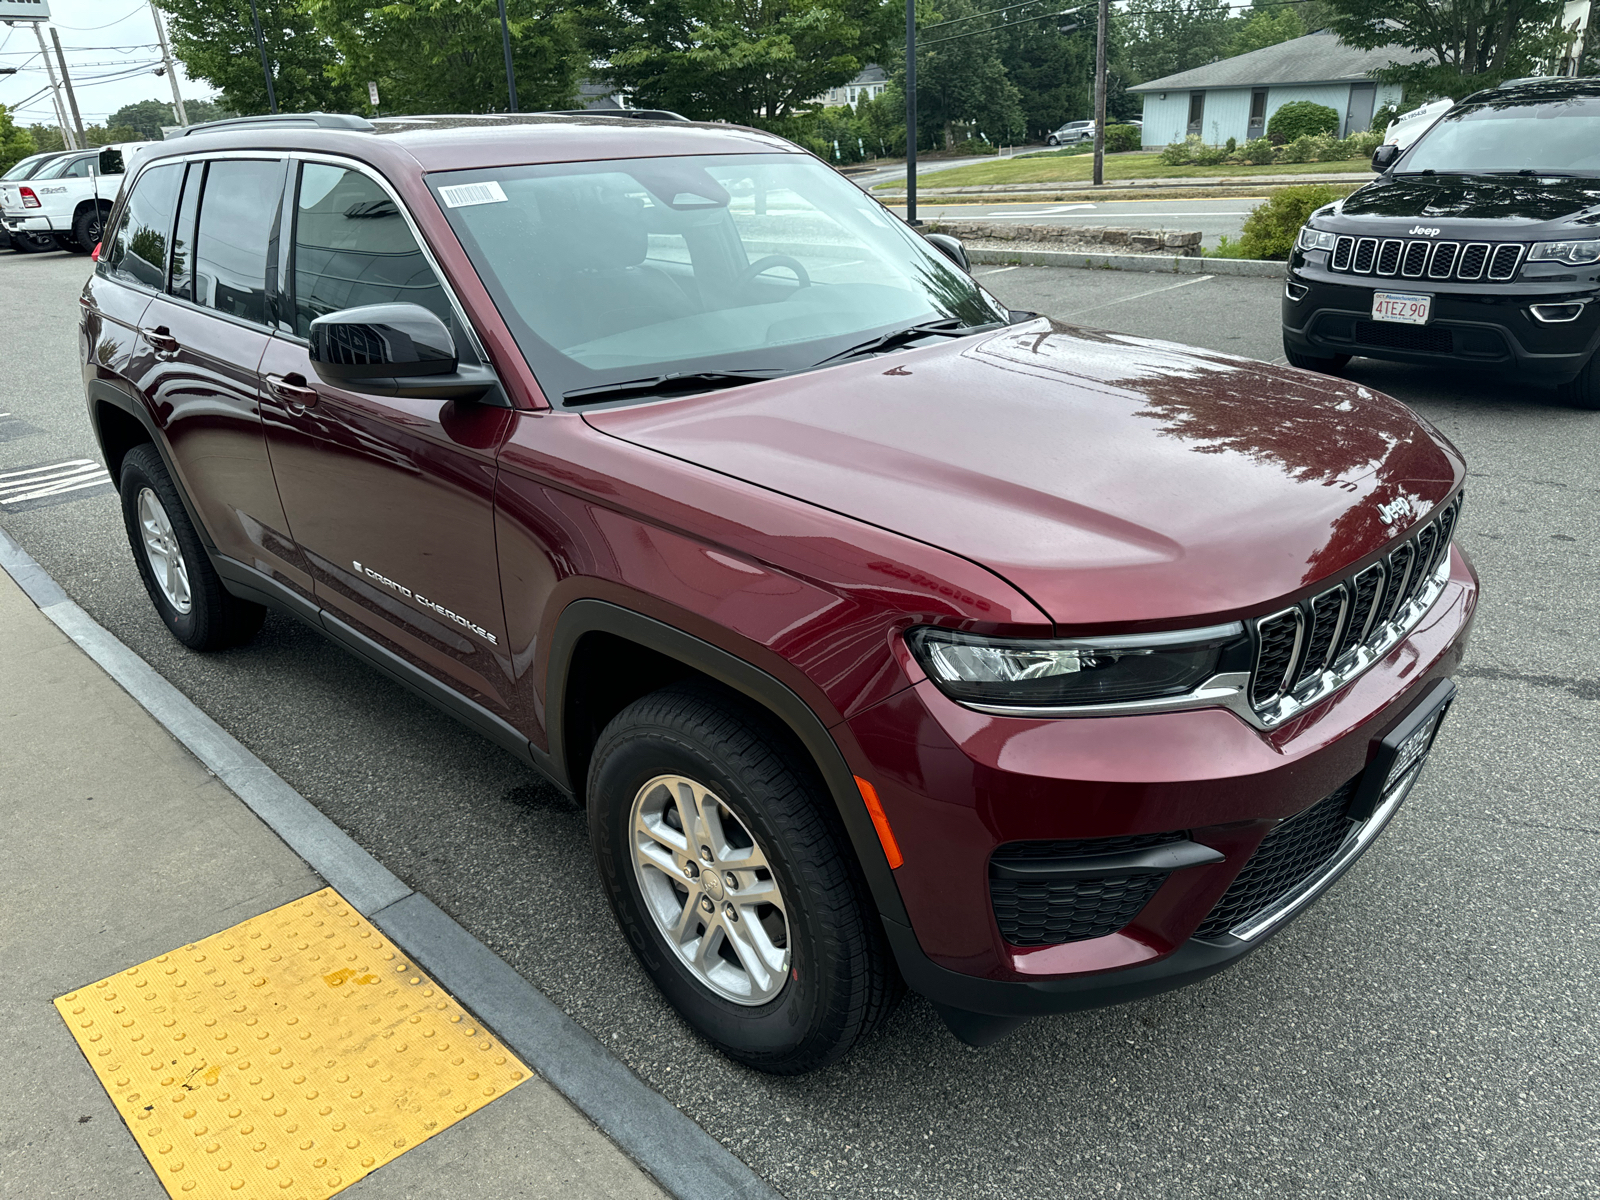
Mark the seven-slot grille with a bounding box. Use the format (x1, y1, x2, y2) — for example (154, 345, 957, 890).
(1326, 236, 1524, 283)
(1250, 494, 1461, 716)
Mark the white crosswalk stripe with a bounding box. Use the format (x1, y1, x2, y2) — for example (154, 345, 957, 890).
(0, 459, 114, 508)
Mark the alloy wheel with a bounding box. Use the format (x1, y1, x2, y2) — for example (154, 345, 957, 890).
(137, 486, 192, 613)
(629, 773, 791, 1005)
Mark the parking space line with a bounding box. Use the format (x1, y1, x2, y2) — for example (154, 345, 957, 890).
(975, 265, 1020, 276)
(1065, 274, 1216, 317)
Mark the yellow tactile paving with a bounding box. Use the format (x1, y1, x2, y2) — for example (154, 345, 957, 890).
(54, 888, 528, 1200)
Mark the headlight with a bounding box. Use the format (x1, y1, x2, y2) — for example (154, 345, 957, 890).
(906, 623, 1249, 709)
(1527, 239, 1600, 266)
(1297, 226, 1337, 253)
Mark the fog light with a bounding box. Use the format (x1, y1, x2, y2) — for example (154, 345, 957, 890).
(1529, 302, 1587, 323)
(1284, 281, 1310, 302)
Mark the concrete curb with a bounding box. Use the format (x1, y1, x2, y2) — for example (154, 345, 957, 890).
(876, 171, 1373, 196)
(0, 523, 782, 1200)
(968, 246, 1286, 277)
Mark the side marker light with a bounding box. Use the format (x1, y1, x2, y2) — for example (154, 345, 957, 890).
(854, 775, 904, 869)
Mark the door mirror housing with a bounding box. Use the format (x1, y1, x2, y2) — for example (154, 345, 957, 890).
(309, 302, 458, 380)
(1371, 143, 1401, 173)
(924, 232, 970, 273)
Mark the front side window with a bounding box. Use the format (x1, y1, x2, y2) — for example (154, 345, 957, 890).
(103, 161, 183, 291)
(192, 159, 286, 325)
(1404, 94, 1600, 174)
(431, 152, 1004, 405)
(290, 162, 450, 339)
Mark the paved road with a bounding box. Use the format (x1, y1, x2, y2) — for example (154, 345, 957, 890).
(848, 147, 1047, 188)
(885, 197, 1259, 248)
(4, 250, 1597, 1199)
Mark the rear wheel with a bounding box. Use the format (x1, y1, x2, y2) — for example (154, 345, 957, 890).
(588, 683, 900, 1074)
(52, 232, 81, 254)
(119, 444, 265, 650)
(1558, 353, 1600, 410)
(72, 205, 107, 256)
(1283, 332, 1350, 374)
(12, 231, 54, 254)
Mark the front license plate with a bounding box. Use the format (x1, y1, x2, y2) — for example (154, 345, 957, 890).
(1348, 679, 1456, 821)
(1372, 290, 1432, 325)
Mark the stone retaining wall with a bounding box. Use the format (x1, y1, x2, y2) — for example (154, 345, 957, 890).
(926, 220, 1204, 256)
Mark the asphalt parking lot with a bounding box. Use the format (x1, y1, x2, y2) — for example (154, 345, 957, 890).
(4, 250, 1597, 1198)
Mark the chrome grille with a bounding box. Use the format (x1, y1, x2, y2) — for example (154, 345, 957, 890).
(1249, 494, 1462, 724)
(1324, 237, 1523, 283)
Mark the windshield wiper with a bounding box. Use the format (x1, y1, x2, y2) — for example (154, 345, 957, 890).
(563, 369, 783, 406)
(813, 318, 996, 366)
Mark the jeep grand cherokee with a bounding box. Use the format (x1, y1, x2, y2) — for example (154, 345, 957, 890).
(82, 111, 1478, 1073)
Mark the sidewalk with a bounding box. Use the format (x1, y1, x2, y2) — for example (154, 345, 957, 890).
(0, 564, 668, 1199)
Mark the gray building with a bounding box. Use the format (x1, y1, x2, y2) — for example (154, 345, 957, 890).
(1129, 30, 1427, 147)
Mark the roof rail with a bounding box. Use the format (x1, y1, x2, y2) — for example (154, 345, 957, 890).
(540, 109, 691, 122)
(166, 112, 376, 140)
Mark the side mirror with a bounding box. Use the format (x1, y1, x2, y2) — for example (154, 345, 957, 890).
(924, 232, 970, 273)
(1371, 143, 1400, 173)
(309, 303, 495, 401)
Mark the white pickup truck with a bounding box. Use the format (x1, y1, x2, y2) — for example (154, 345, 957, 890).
(0, 143, 150, 254)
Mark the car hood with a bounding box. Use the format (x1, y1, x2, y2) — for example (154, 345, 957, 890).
(1340, 174, 1600, 227)
(584, 323, 1463, 630)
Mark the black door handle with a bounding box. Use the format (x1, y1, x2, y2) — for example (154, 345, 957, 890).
(265, 372, 319, 409)
(144, 325, 179, 354)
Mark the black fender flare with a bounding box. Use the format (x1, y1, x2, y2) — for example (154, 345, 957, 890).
(546, 598, 911, 929)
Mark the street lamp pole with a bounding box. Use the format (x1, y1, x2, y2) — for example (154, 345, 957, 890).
(497, 0, 518, 112)
(1092, 0, 1107, 185)
(905, 0, 919, 224)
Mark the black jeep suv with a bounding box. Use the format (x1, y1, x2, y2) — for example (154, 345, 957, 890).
(1281, 77, 1600, 408)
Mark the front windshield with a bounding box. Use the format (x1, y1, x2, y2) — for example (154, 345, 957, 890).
(1403, 94, 1600, 175)
(2, 154, 53, 182)
(430, 152, 1005, 405)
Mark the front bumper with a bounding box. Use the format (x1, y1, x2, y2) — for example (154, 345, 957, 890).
(844, 546, 1478, 1021)
(1282, 252, 1600, 384)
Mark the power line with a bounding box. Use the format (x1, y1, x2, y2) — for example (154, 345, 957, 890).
(49, 3, 150, 32)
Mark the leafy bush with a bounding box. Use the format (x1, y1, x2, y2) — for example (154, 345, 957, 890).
(1224, 136, 1237, 155)
(1267, 100, 1340, 142)
(1158, 137, 1196, 165)
(1193, 142, 1229, 166)
(1235, 185, 1344, 259)
(1104, 123, 1142, 153)
(951, 137, 999, 156)
(1276, 134, 1320, 163)
(1341, 129, 1383, 159)
(1241, 137, 1275, 165)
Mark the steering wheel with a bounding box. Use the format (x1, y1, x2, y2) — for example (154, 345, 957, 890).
(736, 254, 812, 291)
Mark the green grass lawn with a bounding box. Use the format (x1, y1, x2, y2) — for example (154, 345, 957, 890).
(874, 153, 1375, 190)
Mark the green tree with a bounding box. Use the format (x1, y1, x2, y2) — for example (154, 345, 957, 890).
(995, 5, 1101, 139)
(26, 124, 65, 153)
(1, 104, 37, 175)
(1319, 0, 1569, 98)
(84, 124, 144, 147)
(1120, 0, 1234, 83)
(590, 0, 895, 124)
(885, 0, 1025, 150)
(306, 0, 584, 115)
(1230, 5, 1303, 56)
(108, 98, 236, 139)
(158, 0, 359, 115)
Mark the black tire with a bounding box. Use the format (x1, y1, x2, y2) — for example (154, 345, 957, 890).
(72, 205, 107, 256)
(1283, 333, 1350, 374)
(118, 444, 265, 650)
(52, 232, 81, 254)
(12, 231, 54, 254)
(1557, 353, 1600, 410)
(1046, 136, 1059, 146)
(588, 683, 900, 1074)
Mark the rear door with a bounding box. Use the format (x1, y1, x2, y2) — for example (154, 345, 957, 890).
(257, 157, 513, 714)
(128, 155, 311, 598)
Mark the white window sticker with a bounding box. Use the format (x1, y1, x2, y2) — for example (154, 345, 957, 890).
(438, 180, 507, 208)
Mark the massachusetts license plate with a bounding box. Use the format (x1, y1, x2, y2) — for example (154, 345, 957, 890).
(1372, 291, 1432, 325)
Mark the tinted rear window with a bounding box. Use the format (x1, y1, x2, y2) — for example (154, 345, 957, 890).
(104, 162, 184, 291)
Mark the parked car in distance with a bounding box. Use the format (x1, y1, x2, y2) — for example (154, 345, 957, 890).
(1046, 119, 1094, 146)
(1382, 98, 1452, 150)
(0, 143, 147, 254)
(83, 111, 1477, 1073)
(1284, 77, 1600, 408)
(0, 150, 72, 252)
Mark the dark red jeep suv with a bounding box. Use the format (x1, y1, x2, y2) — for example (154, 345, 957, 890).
(81, 112, 1478, 1073)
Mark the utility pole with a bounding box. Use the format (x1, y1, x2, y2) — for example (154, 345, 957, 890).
(497, 0, 518, 112)
(30, 22, 76, 150)
(149, 3, 188, 126)
(50, 26, 87, 148)
(905, 0, 918, 225)
(1092, 0, 1108, 185)
(247, 0, 278, 113)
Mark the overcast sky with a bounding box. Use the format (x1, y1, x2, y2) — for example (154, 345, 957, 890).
(1, 0, 218, 130)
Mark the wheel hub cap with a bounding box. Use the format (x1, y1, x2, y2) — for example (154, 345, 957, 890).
(629, 774, 790, 1006)
(136, 487, 192, 614)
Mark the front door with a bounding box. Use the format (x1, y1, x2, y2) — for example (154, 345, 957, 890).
(258, 159, 514, 714)
(1345, 84, 1377, 137)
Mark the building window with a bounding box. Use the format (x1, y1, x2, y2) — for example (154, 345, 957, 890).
(1187, 91, 1205, 138)
(1248, 89, 1267, 141)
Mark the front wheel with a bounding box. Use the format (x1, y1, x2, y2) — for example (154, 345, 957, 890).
(119, 444, 265, 650)
(1046, 136, 1059, 146)
(72, 205, 107, 256)
(1558, 352, 1600, 410)
(1283, 332, 1350, 374)
(588, 684, 900, 1074)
